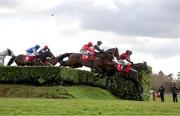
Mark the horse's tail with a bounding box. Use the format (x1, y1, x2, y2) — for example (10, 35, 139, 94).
(59, 53, 72, 61)
(7, 56, 16, 66)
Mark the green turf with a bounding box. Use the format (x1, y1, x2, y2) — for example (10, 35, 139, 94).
(0, 84, 179, 115)
(0, 96, 179, 115)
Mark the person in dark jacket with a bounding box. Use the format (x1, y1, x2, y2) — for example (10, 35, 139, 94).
(38, 45, 50, 55)
(157, 85, 165, 102)
(171, 85, 179, 103)
(38, 45, 53, 65)
(93, 41, 104, 52)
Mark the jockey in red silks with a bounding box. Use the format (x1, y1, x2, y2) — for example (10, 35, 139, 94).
(117, 50, 134, 73)
(80, 42, 95, 61)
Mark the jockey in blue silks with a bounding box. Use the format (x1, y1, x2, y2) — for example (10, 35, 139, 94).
(26, 44, 40, 56)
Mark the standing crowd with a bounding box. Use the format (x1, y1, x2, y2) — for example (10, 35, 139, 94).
(156, 85, 179, 103)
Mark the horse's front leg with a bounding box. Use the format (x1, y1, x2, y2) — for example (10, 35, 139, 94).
(129, 69, 143, 94)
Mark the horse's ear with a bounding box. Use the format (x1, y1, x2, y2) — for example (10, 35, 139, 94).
(143, 61, 147, 65)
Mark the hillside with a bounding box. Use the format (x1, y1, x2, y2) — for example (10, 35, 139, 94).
(0, 84, 117, 100)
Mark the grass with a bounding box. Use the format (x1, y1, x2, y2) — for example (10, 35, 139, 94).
(66, 86, 117, 100)
(0, 84, 117, 99)
(0, 84, 180, 115)
(0, 97, 180, 115)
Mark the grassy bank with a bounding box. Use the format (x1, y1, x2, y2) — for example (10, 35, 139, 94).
(0, 84, 117, 99)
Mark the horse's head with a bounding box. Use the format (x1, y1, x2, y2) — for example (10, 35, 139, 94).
(7, 48, 15, 57)
(45, 50, 55, 58)
(105, 48, 120, 60)
(133, 61, 150, 73)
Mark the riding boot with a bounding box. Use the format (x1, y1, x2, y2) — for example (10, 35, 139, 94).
(120, 65, 126, 72)
(87, 53, 91, 60)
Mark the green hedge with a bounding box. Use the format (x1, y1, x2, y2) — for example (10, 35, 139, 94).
(106, 70, 152, 101)
(0, 66, 151, 101)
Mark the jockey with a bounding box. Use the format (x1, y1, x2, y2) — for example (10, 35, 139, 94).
(38, 45, 50, 55)
(26, 44, 40, 63)
(93, 40, 104, 52)
(38, 45, 52, 65)
(26, 44, 40, 56)
(119, 50, 133, 65)
(117, 50, 134, 73)
(80, 42, 95, 60)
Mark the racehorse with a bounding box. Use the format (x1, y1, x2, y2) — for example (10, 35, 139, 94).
(107, 62, 149, 96)
(59, 48, 120, 73)
(0, 48, 15, 65)
(7, 50, 54, 66)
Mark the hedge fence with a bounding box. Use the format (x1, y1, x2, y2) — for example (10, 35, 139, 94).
(0, 66, 152, 101)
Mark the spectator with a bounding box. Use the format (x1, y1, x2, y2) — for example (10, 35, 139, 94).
(171, 85, 179, 103)
(157, 85, 165, 102)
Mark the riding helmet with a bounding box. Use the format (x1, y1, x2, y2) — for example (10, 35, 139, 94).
(35, 44, 40, 49)
(88, 42, 93, 46)
(44, 45, 48, 49)
(97, 41, 102, 45)
(126, 50, 132, 55)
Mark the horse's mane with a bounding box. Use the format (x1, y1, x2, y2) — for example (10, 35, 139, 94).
(95, 51, 113, 60)
(95, 48, 119, 60)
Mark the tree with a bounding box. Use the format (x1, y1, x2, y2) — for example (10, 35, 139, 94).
(177, 72, 180, 80)
(167, 73, 173, 82)
(152, 71, 177, 93)
(159, 70, 165, 77)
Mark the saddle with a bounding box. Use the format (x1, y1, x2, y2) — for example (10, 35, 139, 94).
(116, 63, 131, 73)
(81, 54, 88, 61)
(25, 56, 36, 63)
(81, 53, 94, 61)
